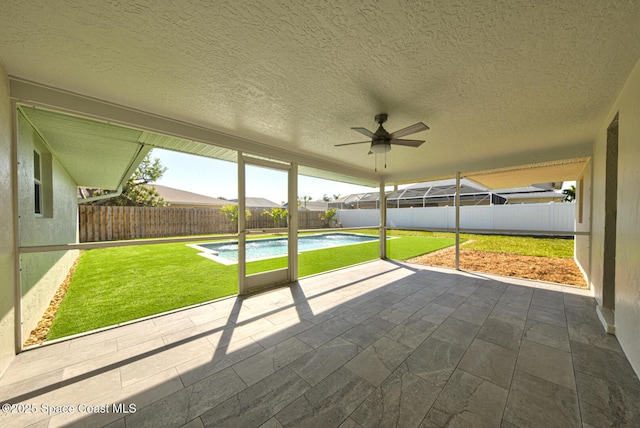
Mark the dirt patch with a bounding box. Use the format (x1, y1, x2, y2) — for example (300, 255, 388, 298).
(407, 247, 587, 287)
(23, 254, 81, 348)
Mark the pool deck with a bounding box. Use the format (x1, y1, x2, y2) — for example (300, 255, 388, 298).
(1, 260, 639, 427)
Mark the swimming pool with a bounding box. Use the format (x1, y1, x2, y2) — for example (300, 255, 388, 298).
(190, 233, 380, 265)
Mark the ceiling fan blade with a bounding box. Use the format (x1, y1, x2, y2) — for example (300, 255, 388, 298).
(334, 140, 371, 147)
(389, 139, 425, 148)
(351, 127, 376, 138)
(389, 122, 429, 139)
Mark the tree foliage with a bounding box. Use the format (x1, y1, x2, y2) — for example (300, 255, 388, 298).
(299, 195, 313, 208)
(220, 204, 251, 227)
(262, 207, 288, 227)
(320, 208, 338, 227)
(563, 185, 576, 202)
(89, 153, 168, 207)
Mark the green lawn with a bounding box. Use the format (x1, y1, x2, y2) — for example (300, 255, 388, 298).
(387, 229, 574, 258)
(47, 230, 574, 340)
(47, 232, 454, 340)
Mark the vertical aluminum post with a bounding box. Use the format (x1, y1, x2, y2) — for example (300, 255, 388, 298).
(455, 172, 461, 270)
(237, 154, 246, 294)
(288, 162, 298, 282)
(379, 180, 387, 259)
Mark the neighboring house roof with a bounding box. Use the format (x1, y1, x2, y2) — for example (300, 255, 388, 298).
(153, 185, 232, 207)
(301, 201, 329, 211)
(230, 198, 281, 209)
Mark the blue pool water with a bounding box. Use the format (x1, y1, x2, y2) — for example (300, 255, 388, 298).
(195, 233, 378, 264)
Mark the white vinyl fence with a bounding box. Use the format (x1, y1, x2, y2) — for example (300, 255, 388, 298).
(336, 202, 575, 234)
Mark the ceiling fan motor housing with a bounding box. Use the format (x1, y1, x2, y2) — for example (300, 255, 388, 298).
(375, 113, 388, 124)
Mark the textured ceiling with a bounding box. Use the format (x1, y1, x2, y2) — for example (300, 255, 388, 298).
(2, 0, 640, 184)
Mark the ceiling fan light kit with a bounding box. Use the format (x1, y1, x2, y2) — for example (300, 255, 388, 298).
(370, 141, 391, 154)
(335, 113, 429, 170)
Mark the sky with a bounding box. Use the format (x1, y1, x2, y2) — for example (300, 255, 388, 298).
(152, 149, 377, 204)
(152, 148, 574, 204)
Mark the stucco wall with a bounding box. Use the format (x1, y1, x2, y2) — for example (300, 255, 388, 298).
(589, 59, 640, 376)
(0, 65, 16, 375)
(17, 112, 79, 342)
(610, 60, 640, 376)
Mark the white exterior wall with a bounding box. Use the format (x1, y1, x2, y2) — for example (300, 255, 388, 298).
(338, 203, 575, 233)
(602, 59, 640, 375)
(17, 112, 79, 342)
(0, 64, 15, 375)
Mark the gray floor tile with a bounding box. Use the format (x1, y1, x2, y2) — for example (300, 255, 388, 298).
(377, 300, 423, 324)
(498, 292, 532, 311)
(531, 289, 565, 310)
(450, 302, 492, 326)
(431, 292, 468, 309)
(385, 317, 438, 349)
(118, 317, 195, 349)
(296, 317, 354, 348)
(0, 339, 118, 386)
(341, 317, 396, 348)
(200, 367, 309, 428)
(490, 303, 528, 328)
(102, 418, 126, 428)
(182, 418, 205, 428)
(120, 337, 215, 387)
(426, 369, 508, 427)
(504, 370, 580, 428)
(563, 293, 594, 308)
(464, 292, 500, 309)
(576, 369, 640, 427)
(6, 261, 640, 428)
(351, 364, 440, 428)
(177, 337, 264, 387)
(516, 340, 575, 390)
(345, 336, 413, 386)
(275, 367, 375, 427)
(450, 283, 480, 297)
(570, 339, 640, 389)
(251, 319, 315, 349)
(477, 317, 523, 351)
(338, 417, 363, 427)
(414, 303, 455, 324)
(523, 319, 570, 352)
(125, 367, 246, 427)
(232, 337, 313, 386)
(259, 417, 284, 428)
(430, 317, 480, 349)
(565, 307, 624, 354)
(289, 337, 359, 386)
(458, 338, 517, 389)
(406, 337, 466, 387)
(527, 305, 566, 327)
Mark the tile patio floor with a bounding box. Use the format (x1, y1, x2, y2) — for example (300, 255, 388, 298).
(1, 260, 639, 427)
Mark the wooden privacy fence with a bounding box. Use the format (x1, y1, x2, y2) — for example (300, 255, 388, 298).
(79, 206, 326, 242)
